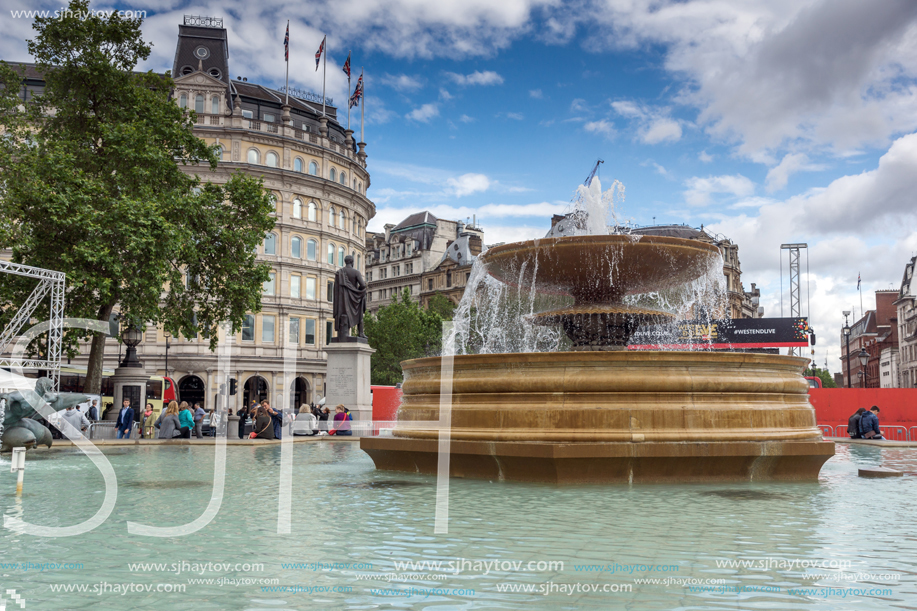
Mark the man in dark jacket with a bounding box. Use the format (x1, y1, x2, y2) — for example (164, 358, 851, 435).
(237, 405, 250, 439)
(115, 399, 134, 439)
(263, 400, 282, 439)
(847, 408, 866, 439)
(858, 406, 883, 439)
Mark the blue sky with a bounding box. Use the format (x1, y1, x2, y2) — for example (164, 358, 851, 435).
(3, 0, 917, 372)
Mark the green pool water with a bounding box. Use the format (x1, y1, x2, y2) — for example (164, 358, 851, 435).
(1, 441, 915, 610)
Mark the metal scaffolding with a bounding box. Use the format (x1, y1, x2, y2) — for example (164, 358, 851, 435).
(0, 261, 66, 391)
(780, 243, 808, 356)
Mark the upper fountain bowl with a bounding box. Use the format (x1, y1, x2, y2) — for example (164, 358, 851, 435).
(480, 234, 722, 304)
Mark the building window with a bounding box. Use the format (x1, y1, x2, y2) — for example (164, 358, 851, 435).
(195, 94, 204, 114)
(265, 151, 278, 167)
(359, 182, 362, 193)
(264, 272, 276, 295)
(307, 239, 317, 261)
(293, 199, 302, 219)
(330, 168, 336, 181)
(309, 161, 318, 175)
(263, 232, 276, 255)
(353, 178, 357, 189)
(428, 279, 434, 291)
(289, 317, 300, 344)
(263, 113, 275, 123)
(291, 275, 301, 298)
(368, 271, 372, 281)
(338, 246, 345, 267)
(447, 272, 452, 287)
(247, 148, 260, 164)
(307, 202, 317, 222)
(211, 96, 219, 114)
(357, 254, 361, 269)
(326, 320, 333, 345)
(339, 211, 346, 230)
(262, 315, 275, 342)
(393, 265, 400, 277)
(291, 236, 302, 258)
(327, 243, 335, 264)
(179, 94, 187, 108)
(242, 314, 255, 341)
(329, 207, 336, 227)
(340, 171, 346, 185)
(305, 276, 316, 300)
(242, 109, 253, 119)
(294, 158, 303, 172)
(327, 280, 334, 302)
(305, 319, 315, 344)
(214, 145, 223, 160)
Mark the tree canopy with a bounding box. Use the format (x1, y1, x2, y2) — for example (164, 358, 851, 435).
(365, 289, 445, 385)
(426, 293, 457, 320)
(0, 0, 274, 392)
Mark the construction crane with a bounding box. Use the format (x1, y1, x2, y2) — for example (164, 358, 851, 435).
(584, 159, 604, 187)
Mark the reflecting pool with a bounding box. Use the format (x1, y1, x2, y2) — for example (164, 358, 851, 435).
(1, 442, 915, 609)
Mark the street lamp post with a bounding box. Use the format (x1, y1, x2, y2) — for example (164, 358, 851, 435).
(858, 348, 869, 388)
(842, 311, 852, 389)
(164, 330, 171, 377)
(120, 323, 143, 368)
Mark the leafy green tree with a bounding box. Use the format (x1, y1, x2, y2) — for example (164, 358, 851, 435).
(365, 289, 444, 385)
(426, 292, 457, 320)
(0, 0, 274, 393)
(806, 366, 837, 388)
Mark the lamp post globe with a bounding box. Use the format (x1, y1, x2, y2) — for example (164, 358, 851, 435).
(120, 323, 144, 368)
(857, 348, 869, 388)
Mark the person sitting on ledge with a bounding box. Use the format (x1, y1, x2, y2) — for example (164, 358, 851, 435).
(328, 404, 353, 436)
(847, 407, 866, 439)
(858, 406, 884, 440)
(251, 406, 275, 440)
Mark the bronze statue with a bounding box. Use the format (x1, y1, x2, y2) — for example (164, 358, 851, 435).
(1, 377, 89, 452)
(332, 255, 367, 339)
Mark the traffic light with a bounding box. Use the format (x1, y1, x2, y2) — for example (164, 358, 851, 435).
(229, 378, 237, 395)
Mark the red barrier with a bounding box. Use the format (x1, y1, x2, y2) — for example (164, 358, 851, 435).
(371, 385, 403, 434)
(808, 388, 917, 427)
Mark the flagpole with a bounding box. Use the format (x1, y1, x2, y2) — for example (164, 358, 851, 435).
(346, 51, 351, 130)
(322, 36, 327, 117)
(859, 274, 863, 318)
(360, 67, 365, 143)
(284, 20, 290, 105)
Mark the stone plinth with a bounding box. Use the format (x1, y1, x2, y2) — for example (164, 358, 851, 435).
(360, 351, 835, 483)
(858, 467, 903, 478)
(109, 365, 148, 421)
(324, 342, 375, 435)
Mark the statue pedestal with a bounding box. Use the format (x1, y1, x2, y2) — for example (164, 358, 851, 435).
(324, 342, 375, 436)
(109, 365, 148, 426)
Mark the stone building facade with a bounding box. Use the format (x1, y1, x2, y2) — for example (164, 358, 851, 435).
(895, 255, 917, 388)
(839, 290, 898, 388)
(18, 16, 376, 411)
(365, 212, 483, 312)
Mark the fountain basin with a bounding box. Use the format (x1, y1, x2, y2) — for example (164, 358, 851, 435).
(360, 351, 835, 484)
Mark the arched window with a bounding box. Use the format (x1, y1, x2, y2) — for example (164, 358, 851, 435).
(291, 236, 302, 259)
(293, 198, 303, 219)
(179, 94, 187, 108)
(358, 182, 362, 193)
(247, 148, 259, 164)
(294, 158, 303, 173)
(214, 145, 223, 159)
(329, 168, 336, 182)
(353, 178, 357, 189)
(327, 243, 335, 264)
(329, 207, 336, 227)
(211, 96, 219, 114)
(307, 202, 317, 222)
(263, 232, 276, 255)
(340, 171, 346, 185)
(309, 161, 318, 175)
(357, 254, 361, 269)
(339, 210, 346, 230)
(307, 239, 317, 261)
(338, 246, 345, 267)
(195, 94, 204, 114)
(265, 151, 278, 167)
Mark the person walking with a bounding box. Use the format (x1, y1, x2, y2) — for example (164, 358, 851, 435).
(156, 401, 182, 439)
(115, 399, 134, 439)
(87, 399, 99, 422)
(141, 404, 156, 439)
(193, 403, 205, 438)
(251, 406, 275, 440)
(178, 402, 194, 439)
(61, 405, 90, 438)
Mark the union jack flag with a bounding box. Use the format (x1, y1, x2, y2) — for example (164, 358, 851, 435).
(342, 53, 351, 78)
(284, 24, 289, 61)
(349, 74, 363, 108)
(315, 36, 325, 71)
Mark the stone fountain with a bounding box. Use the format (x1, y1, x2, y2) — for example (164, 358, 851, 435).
(361, 184, 834, 484)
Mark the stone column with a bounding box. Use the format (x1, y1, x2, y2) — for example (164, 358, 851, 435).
(111, 364, 148, 431)
(323, 341, 375, 436)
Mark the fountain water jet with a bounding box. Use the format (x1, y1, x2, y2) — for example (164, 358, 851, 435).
(361, 179, 834, 483)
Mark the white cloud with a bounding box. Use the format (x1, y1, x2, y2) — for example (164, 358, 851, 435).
(445, 70, 504, 86)
(381, 73, 423, 91)
(698, 150, 714, 163)
(405, 103, 440, 122)
(446, 173, 492, 197)
(584, 119, 616, 140)
(570, 98, 589, 113)
(506, 112, 524, 120)
(642, 117, 683, 144)
(611, 99, 682, 144)
(460, 114, 475, 123)
(683, 174, 755, 206)
(439, 88, 454, 100)
(529, 89, 543, 98)
(610, 100, 642, 118)
(764, 153, 825, 192)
